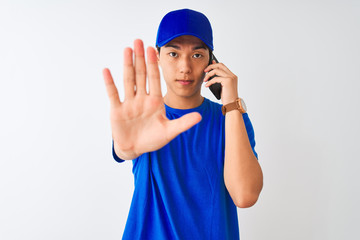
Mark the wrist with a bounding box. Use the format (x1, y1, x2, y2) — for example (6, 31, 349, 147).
(222, 95, 239, 105)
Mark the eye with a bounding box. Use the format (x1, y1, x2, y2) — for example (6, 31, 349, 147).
(169, 52, 178, 57)
(193, 53, 202, 59)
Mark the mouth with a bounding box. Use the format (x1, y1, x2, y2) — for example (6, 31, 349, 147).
(176, 80, 194, 85)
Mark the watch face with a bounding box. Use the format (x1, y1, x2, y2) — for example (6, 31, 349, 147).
(240, 98, 247, 112)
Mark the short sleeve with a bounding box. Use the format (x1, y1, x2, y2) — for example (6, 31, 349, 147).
(242, 113, 258, 159)
(112, 140, 125, 163)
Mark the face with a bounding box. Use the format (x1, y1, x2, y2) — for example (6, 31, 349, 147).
(158, 35, 210, 102)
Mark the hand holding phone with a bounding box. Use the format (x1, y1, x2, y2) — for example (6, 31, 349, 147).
(208, 54, 222, 100)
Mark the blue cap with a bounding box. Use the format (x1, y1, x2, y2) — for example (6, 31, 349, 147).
(156, 9, 214, 51)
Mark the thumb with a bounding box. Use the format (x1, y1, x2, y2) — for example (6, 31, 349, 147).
(166, 112, 202, 140)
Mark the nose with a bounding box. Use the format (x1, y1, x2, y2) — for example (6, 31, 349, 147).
(178, 56, 192, 74)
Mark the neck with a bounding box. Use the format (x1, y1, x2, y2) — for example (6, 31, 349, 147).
(164, 94, 204, 109)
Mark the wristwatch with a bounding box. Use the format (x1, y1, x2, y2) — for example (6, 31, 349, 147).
(221, 98, 247, 116)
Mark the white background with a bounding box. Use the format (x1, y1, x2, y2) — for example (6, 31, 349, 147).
(1, 0, 359, 239)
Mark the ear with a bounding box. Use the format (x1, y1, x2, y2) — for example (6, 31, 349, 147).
(156, 49, 160, 61)
(156, 49, 162, 68)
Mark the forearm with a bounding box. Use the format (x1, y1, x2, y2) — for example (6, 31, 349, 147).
(224, 110, 263, 208)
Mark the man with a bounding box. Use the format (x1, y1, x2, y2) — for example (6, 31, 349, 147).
(103, 8, 263, 240)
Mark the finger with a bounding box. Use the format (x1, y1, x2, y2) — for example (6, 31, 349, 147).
(123, 47, 135, 100)
(103, 68, 121, 107)
(204, 62, 229, 73)
(205, 76, 225, 88)
(203, 70, 216, 82)
(134, 39, 147, 95)
(219, 62, 232, 72)
(146, 47, 162, 97)
(204, 63, 219, 72)
(203, 68, 227, 82)
(166, 112, 202, 140)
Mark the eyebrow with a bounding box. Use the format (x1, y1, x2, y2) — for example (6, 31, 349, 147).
(164, 44, 207, 51)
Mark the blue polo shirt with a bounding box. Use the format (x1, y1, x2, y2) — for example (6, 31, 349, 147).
(113, 98, 257, 239)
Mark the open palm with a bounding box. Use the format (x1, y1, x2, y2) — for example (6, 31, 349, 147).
(103, 40, 202, 160)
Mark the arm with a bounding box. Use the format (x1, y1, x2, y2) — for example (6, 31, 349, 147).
(223, 111, 263, 208)
(204, 62, 263, 208)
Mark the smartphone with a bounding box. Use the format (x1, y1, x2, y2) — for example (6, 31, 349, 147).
(208, 54, 222, 100)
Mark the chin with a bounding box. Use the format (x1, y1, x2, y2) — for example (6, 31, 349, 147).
(176, 90, 201, 99)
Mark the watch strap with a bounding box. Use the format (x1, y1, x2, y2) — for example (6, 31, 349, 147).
(221, 98, 245, 116)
